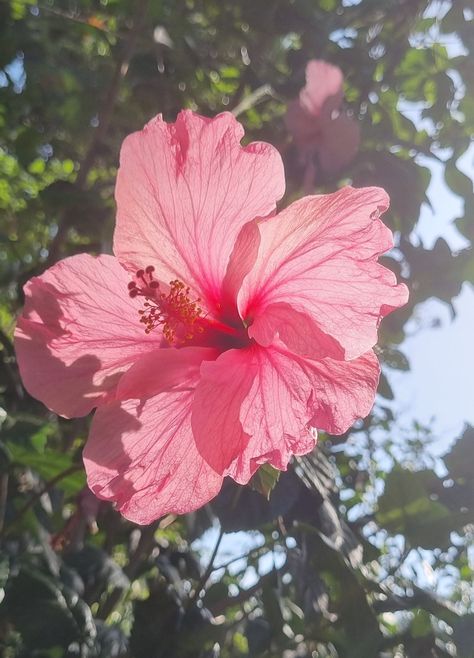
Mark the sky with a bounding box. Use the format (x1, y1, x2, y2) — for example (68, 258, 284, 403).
(387, 145, 474, 455)
(380, 0, 474, 455)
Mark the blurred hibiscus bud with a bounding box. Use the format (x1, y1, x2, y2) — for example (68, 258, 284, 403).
(285, 60, 360, 190)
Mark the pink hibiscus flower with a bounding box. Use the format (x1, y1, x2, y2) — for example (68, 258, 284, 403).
(15, 111, 407, 525)
(286, 60, 361, 189)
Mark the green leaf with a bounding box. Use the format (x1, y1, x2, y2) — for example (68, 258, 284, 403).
(320, 0, 337, 10)
(30, 424, 54, 454)
(232, 632, 249, 654)
(444, 426, 474, 483)
(7, 443, 85, 494)
(411, 608, 432, 638)
(1, 567, 89, 650)
(380, 347, 410, 371)
(249, 464, 281, 499)
(445, 159, 474, 198)
(378, 372, 394, 400)
(376, 467, 453, 548)
(27, 158, 46, 175)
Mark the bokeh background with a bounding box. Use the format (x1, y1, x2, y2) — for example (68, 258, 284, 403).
(0, 1, 473, 656)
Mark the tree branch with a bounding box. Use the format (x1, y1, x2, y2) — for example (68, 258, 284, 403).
(46, 0, 150, 265)
(189, 527, 224, 605)
(232, 84, 275, 118)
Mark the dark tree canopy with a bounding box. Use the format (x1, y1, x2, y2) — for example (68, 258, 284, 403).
(0, 1, 473, 657)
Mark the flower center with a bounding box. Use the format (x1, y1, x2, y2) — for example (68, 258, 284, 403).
(128, 266, 203, 344)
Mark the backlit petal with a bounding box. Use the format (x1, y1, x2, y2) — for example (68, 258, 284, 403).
(285, 99, 320, 148)
(114, 110, 285, 312)
(227, 345, 380, 484)
(318, 111, 361, 174)
(240, 187, 408, 360)
(220, 220, 261, 323)
(84, 388, 223, 524)
(248, 302, 344, 360)
(193, 343, 376, 482)
(300, 60, 343, 117)
(14, 254, 159, 418)
(117, 346, 219, 401)
(191, 348, 258, 475)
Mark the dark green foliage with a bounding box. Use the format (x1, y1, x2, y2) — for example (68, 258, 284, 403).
(0, 1, 473, 657)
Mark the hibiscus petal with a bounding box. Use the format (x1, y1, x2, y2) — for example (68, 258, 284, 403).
(285, 99, 321, 148)
(14, 254, 159, 418)
(300, 60, 344, 117)
(117, 346, 219, 400)
(114, 110, 285, 311)
(248, 302, 344, 360)
(318, 110, 361, 174)
(226, 344, 380, 484)
(220, 220, 261, 323)
(191, 348, 258, 475)
(84, 388, 223, 524)
(239, 187, 409, 360)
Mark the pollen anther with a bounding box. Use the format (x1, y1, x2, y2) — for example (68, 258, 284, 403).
(128, 267, 203, 343)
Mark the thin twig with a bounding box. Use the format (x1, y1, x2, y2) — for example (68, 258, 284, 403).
(210, 544, 268, 573)
(37, 4, 116, 36)
(45, 0, 150, 265)
(232, 84, 275, 118)
(76, 2, 149, 187)
(2, 464, 81, 536)
(189, 527, 224, 604)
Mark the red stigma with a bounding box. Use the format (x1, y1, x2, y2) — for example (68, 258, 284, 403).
(128, 266, 203, 344)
